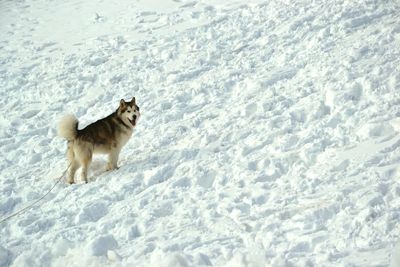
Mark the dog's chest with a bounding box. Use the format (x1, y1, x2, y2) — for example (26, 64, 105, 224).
(117, 130, 133, 147)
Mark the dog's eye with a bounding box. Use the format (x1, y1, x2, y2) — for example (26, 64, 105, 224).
(127, 110, 131, 113)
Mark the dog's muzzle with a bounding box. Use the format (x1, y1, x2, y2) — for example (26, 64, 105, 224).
(129, 115, 137, 126)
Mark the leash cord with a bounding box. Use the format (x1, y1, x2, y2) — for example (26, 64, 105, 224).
(0, 164, 70, 224)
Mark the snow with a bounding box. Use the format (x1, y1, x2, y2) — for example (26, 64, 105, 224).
(1, 0, 400, 266)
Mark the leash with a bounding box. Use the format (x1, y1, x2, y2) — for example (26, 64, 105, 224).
(0, 164, 70, 224)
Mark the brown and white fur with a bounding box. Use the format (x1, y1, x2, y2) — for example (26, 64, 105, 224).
(58, 97, 140, 184)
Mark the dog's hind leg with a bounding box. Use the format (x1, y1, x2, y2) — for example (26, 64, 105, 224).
(75, 142, 93, 184)
(68, 161, 80, 184)
(67, 142, 79, 184)
(80, 151, 92, 184)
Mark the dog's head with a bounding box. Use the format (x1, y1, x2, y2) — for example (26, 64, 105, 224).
(118, 97, 140, 128)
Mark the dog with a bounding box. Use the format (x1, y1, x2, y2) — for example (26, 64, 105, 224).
(58, 97, 140, 184)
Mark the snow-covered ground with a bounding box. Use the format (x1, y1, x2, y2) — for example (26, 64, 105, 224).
(1, 0, 400, 266)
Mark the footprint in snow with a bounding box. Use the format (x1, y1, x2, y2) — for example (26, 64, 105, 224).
(197, 168, 216, 189)
(172, 177, 192, 188)
(88, 235, 118, 256)
(143, 165, 175, 186)
(245, 102, 258, 117)
(330, 159, 350, 172)
(75, 202, 108, 223)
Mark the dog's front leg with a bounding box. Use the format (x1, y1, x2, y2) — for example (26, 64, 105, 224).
(107, 149, 120, 171)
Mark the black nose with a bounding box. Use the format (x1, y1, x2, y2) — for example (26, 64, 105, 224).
(133, 115, 137, 120)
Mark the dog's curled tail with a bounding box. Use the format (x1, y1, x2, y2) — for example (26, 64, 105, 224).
(58, 114, 78, 141)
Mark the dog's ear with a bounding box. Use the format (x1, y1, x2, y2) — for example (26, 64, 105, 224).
(131, 97, 136, 104)
(120, 99, 127, 107)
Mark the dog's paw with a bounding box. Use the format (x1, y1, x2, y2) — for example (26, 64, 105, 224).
(106, 165, 119, 171)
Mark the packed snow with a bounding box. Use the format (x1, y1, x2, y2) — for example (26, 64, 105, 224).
(1, 0, 400, 266)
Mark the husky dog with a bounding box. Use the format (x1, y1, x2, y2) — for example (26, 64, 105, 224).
(58, 97, 140, 184)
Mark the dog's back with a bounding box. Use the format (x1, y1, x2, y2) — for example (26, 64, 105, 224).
(77, 113, 133, 152)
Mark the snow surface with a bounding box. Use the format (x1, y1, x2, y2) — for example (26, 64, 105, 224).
(1, 0, 400, 266)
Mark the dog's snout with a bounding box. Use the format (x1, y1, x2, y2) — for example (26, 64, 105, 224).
(133, 115, 137, 120)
